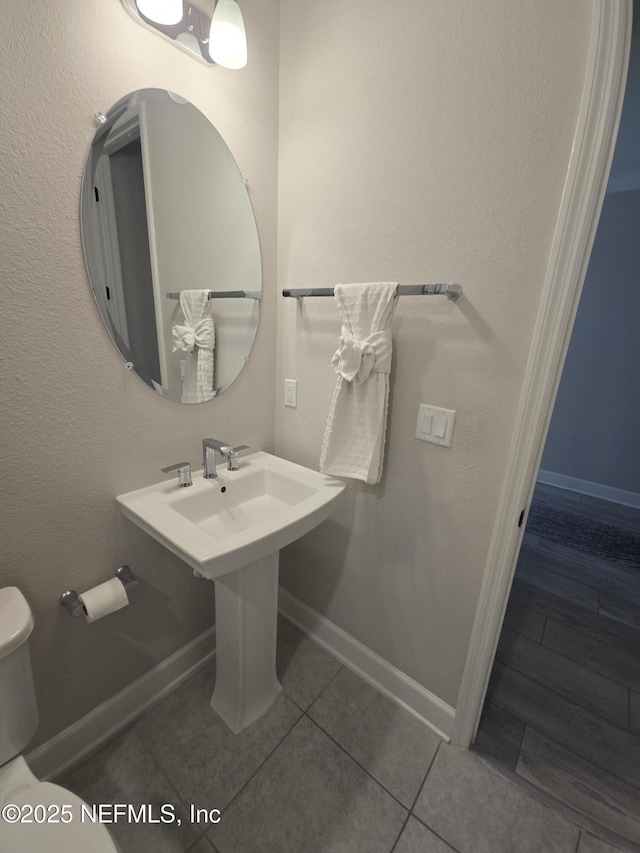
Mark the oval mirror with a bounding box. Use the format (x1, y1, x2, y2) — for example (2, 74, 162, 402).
(81, 88, 261, 403)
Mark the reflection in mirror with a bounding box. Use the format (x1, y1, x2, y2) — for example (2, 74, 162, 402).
(81, 88, 261, 403)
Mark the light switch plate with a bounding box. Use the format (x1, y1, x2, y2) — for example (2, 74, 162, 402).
(415, 404, 456, 447)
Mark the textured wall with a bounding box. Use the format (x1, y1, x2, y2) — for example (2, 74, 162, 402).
(276, 0, 591, 708)
(0, 0, 279, 745)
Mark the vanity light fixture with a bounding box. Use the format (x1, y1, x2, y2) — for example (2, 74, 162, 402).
(208, 0, 247, 69)
(136, 0, 183, 25)
(121, 0, 247, 69)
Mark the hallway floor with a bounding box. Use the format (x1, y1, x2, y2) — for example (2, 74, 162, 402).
(61, 610, 625, 852)
(475, 483, 640, 853)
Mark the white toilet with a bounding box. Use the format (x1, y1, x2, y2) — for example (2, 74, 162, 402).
(0, 586, 119, 852)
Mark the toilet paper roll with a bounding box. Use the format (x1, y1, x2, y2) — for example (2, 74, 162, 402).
(80, 578, 129, 623)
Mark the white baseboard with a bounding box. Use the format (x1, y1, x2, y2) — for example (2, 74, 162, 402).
(537, 469, 640, 509)
(29, 591, 457, 781)
(27, 627, 216, 781)
(278, 588, 455, 741)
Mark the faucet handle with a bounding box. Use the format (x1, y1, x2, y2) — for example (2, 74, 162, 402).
(161, 461, 193, 488)
(226, 445, 250, 472)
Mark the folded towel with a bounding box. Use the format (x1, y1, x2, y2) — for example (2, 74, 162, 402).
(172, 290, 216, 403)
(319, 282, 399, 484)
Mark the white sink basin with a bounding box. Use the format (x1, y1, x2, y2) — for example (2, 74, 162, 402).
(117, 451, 345, 734)
(116, 451, 346, 579)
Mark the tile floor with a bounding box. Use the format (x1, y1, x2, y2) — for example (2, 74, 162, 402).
(61, 616, 629, 853)
(475, 484, 640, 853)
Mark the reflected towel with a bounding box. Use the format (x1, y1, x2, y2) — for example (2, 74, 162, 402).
(172, 290, 216, 403)
(319, 282, 399, 484)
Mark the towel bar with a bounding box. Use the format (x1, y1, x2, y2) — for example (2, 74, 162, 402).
(282, 283, 462, 301)
(166, 290, 261, 301)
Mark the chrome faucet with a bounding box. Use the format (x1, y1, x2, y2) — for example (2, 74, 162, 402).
(161, 461, 193, 488)
(202, 439, 249, 478)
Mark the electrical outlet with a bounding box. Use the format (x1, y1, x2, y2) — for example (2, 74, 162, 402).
(284, 379, 297, 407)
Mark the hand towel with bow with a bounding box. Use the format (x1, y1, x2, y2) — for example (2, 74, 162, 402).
(319, 282, 399, 484)
(171, 290, 216, 403)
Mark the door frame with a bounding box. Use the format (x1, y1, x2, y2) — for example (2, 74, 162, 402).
(451, 0, 633, 748)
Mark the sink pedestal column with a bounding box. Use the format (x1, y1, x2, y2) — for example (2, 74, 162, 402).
(210, 552, 282, 733)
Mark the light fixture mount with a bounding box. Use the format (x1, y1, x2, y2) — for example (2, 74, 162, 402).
(121, 0, 247, 69)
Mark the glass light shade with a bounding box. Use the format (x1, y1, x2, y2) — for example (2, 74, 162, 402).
(209, 0, 247, 70)
(136, 0, 183, 25)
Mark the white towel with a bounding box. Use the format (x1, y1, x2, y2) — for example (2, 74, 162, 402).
(319, 282, 399, 484)
(172, 290, 216, 404)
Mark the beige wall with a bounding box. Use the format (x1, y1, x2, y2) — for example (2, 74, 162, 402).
(0, 0, 279, 745)
(0, 0, 596, 749)
(276, 0, 592, 709)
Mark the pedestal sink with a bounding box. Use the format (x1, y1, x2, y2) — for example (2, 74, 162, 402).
(116, 452, 345, 733)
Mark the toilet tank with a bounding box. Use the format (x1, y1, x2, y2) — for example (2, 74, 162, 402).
(0, 587, 39, 766)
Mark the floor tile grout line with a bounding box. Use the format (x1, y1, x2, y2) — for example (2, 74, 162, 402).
(408, 742, 452, 844)
(516, 487, 640, 850)
(494, 655, 634, 734)
(387, 813, 411, 853)
(490, 691, 640, 799)
(217, 708, 305, 818)
(133, 725, 209, 843)
(512, 586, 640, 658)
(503, 618, 640, 696)
(388, 741, 447, 853)
(539, 615, 548, 645)
(514, 718, 527, 768)
(186, 835, 215, 853)
(513, 573, 638, 619)
(574, 828, 583, 853)
(303, 662, 345, 714)
(517, 562, 602, 608)
(59, 661, 215, 783)
(540, 617, 640, 691)
(409, 750, 469, 853)
(489, 696, 640, 799)
(409, 739, 441, 812)
(138, 643, 345, 833)
(409, 813, 464, 853)
(301, 711, 413, 812)
(474, 735, 640, 853)
(493, 656, 629, 734)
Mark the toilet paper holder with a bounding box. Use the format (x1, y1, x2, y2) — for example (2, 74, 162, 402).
(59, 566, 138, 618)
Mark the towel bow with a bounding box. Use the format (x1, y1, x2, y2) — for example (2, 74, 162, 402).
(172, 318, 215, 353)
(331, 328, 392, 384)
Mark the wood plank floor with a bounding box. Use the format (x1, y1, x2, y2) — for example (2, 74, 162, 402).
(474, 484, 640, 852)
